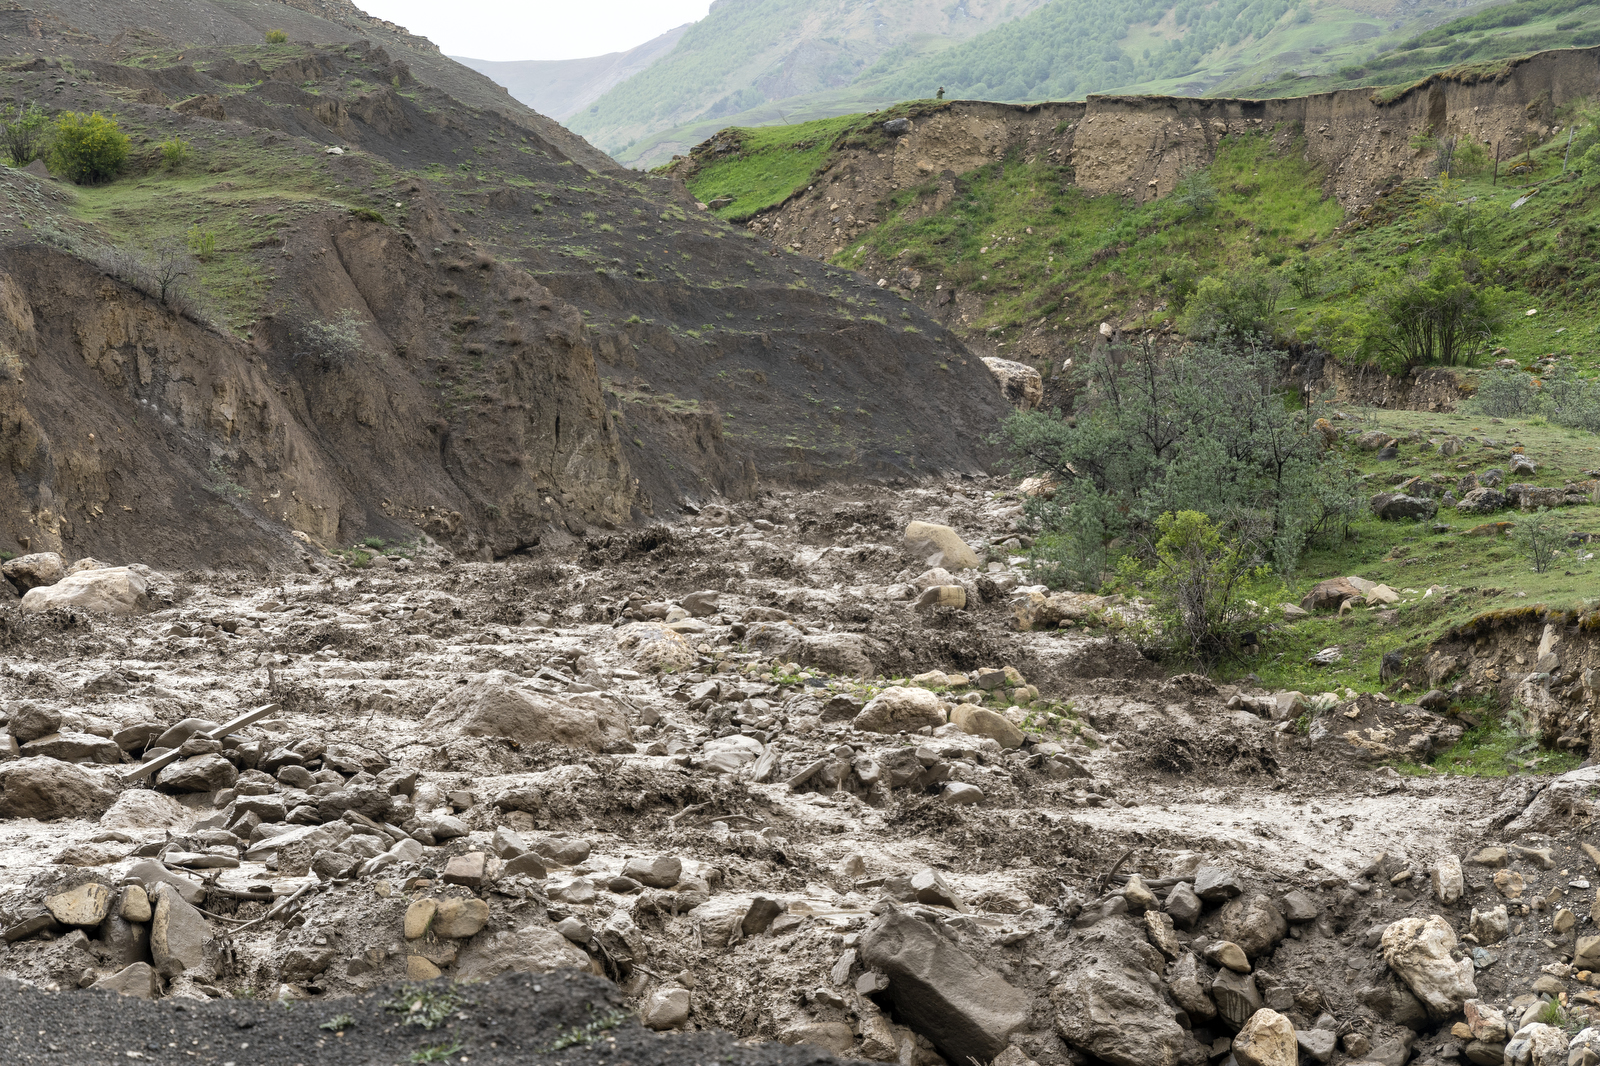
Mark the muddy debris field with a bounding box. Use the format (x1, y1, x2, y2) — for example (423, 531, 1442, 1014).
(1, 479, 1598, 1066)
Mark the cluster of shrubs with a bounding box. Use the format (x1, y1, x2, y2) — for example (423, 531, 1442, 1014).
(1, 103, 194, 185)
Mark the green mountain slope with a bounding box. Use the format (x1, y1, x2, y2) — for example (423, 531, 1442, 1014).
(584, 0, 1600, 168)
(566, 0, 1049, 165)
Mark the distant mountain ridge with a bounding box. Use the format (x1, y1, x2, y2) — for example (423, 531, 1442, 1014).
(455, 25, 690, 122)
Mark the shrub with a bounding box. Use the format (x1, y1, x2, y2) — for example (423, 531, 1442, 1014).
(105, 238, 199, 312)
(350, 207, 387, 224)
(1286, 256, 1325, 299)
(1450, 139, 1490, 177)
(1514, 508, 1560, 574)
(49, 111, 129, 184)
(1470, 366, 1538, 418)
(1160, 256, 1200, 312)
(1363, 254, 1506, 373)
(0, 102, 49, 167)
(298, 309, 365, 370)
(1117, 510, 1284, 667)
(186, 226, 216, 261)
(265, 29, 290, 44)
(1168, 166, 1217, 220)
(160, 137, 192, 169)
(1178, 266, 1283, 339)
(1005, 337, 1325, 572)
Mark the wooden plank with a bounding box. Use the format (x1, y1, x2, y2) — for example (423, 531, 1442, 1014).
(121, 702, 279, 783)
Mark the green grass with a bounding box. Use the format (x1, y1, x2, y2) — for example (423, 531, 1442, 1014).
(384, 984, 463, 1030)
(1206, 407, 1600, 705)
(1405, 703, 1583, 777)
(664, 108, 921, 223)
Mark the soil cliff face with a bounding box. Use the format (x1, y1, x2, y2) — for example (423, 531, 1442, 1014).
(0, 1, 1011, 568)
(746, 46, 1600, 262)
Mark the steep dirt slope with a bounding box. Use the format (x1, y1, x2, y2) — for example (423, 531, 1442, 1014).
(0, 0, 1009, 569)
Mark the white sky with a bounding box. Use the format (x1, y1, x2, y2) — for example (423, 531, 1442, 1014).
(357, 0, 712, 62)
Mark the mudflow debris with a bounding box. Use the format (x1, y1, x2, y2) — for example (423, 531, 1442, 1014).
(2, 481, 1599, 1066)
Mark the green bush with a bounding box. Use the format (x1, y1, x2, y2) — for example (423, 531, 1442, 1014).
(265, 29, 290, 45)
(160, 137, 192, 170)
(1116, 510, 1285, 667)
(1178, 266, 1283, 339)
(1363, 254, 1506, 373)
(186, 226, 216, 261)
(0, 102, 48, 168)
(1006, 337, 1325, 575)
(49, 111, 129, 185)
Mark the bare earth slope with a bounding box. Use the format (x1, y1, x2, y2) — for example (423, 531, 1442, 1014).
(0, 0, 1008, 570)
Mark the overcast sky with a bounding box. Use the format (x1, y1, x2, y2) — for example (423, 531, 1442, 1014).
(356, 0, 711, 62)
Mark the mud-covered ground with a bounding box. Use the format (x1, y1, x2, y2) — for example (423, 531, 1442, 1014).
(1, 477, 1597, 1066)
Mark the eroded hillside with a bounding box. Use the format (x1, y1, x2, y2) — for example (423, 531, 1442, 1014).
(0, 0, 1008, 570)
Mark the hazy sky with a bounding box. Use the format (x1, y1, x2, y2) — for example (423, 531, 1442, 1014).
(357, 0, 711, 62)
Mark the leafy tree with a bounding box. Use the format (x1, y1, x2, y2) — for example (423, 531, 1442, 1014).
(1006, 337, 1325, 586)
(1116, 510, 1285, 667)
(1514, 508, 1560, 574)
(1363, 254, 1506, 373)
(0, 102, 48, 168)
(49, 111, 129, 185)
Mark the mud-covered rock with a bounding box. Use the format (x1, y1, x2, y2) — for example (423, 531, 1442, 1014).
(423, 671, 631, 753)
(0, 757, 117, 820)
(21, 565, 152, 616)
(854, 687, 946, 734)
(1, 552, 63, 592)
(861, 909, 1028, 1064)
(903, 521, 980, 570)
(1051, 916, 1191, 1065)
(1308, 694, 1463, 762)
(1381, 914, 1476, 1018)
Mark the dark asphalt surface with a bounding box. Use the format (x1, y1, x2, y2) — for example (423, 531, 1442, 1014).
(0, 969, 841, 1066)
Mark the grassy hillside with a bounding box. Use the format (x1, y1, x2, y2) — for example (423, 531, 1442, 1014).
(594, 0, 1595, 168)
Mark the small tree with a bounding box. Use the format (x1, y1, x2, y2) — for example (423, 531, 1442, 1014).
(1515, 508, 1560, 574)
(49, 111, 129, 185)
(0, 102, 48, 167)
(1118, 510, 1283, 667)
(1365, 254, 1506, 373)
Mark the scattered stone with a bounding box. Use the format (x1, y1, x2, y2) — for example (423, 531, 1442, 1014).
(1380, 915, 1477, 1018)
(1167, 953, 1216, 1022)
(1165, 881, 1202, 928)
(1233, 1008, 1297, 1066)
(8, 704, 62, 744)
(404, 899, 436, 939)
(423, 671, 631, 753)
(621, 855, 682, 889)
(45, 882, 113, 927)
(1370, 493, 1438, 521)
(1432, 855, 1464, 904)
(914, 585, 967, 611)
(1296, 1028, 1337, 1064)
(1219, 894, 1287, 958)
(442, 852, 488, 888)
(643, 987, 691, 1030)
(504, 853, 548, 879)
(1205, 939, 1251, 973)
(1211, 968, 1264, 1030)
(1503, 1022, 1568, 1065)
(2, 552, 64, 591)
(156, 754, 238, 793)
(911, 869, 968, 912)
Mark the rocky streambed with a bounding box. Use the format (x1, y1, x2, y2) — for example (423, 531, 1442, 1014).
(0, 478, 1597, 1066)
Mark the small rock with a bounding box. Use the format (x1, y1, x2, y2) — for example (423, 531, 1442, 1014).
(911, 869, 968, 912)
(120, 885, 151, 923)
(939, 781, 984, 805)
(504, 853, 547, 879)
(1194, 866, 1244, 902)
(442, 852, 488, 888)
(622, 855, 682, 889)
(91, 962, 159, 999)
(854, 687, 947, 734)
(8, 704, 62, 744)
(643, 987, 691, 1030)
(1296, 1028, 1337, 1064)
(1122, 875, 1159, 914)
(1432, 855, 1464, 904)
(1165, 881, 1202, 927)
(404, 899, 437, 939)
(1205, 939, 1252, 973)
(406, 955, 442, 979)
(149, 883, 210, 978)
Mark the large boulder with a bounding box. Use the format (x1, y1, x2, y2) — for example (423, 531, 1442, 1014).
(1504, 1023, 1569, 1065)
(156, 754, 238, 793)
(949, 705, 1024, 748)
(149, 882, 210, 978)
(1233, 1009, 1297, 1066)
(1370, 493, 1438, 521)
(423, 671, 631, 753)
(455, 921, 592, 981)
(0, 757, 117, 819)
(21, 565, 152, 616)
(982, 357, 1044, 409)
(854, 687, 947, 734)
(1, 551, 63, 592)
(1456, 488, 1507, 515)
(7, 703, 62, 743)
(615, 623, 695, 672)
(1051, 916, 1191, 1065)
(1380, 915, 1476, 1018)
(1300, 578, 1363, 612)
(1218, 894, 1287, 959)
(21, 732, 122, 765)
(904, 522, 980, 571)
(860, 910, 1029, 1064)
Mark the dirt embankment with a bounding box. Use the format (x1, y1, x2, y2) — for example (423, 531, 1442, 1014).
(744, 46, 1600, 265)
